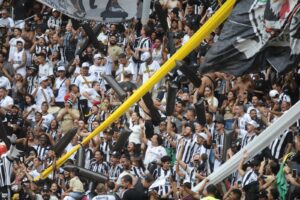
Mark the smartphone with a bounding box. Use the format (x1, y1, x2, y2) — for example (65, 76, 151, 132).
(292, 169, 297, 178)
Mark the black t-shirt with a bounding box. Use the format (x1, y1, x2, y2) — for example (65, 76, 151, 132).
(134, 178, 149, 200)
(122, 188, 144, 200)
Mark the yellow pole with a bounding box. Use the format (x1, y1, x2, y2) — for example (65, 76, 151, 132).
(35, 0, 236, 181)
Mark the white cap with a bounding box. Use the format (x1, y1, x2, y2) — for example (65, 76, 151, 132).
(197, 132, 208, 141)
(269, 90, 279, 98)
(57, 66, 65, 71)
(82, 62, 90, 68)
(141, 52, 151, 62)
(93, 53, 103, 59)
(247, 120, 259, 128)
(39, 76, 48, 83)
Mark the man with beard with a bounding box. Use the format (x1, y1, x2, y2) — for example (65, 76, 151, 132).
(108, 35, 122, 72)
(121, 175, 143, 200)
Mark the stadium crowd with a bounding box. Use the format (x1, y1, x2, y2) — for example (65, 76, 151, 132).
(0, 0, 299, 200)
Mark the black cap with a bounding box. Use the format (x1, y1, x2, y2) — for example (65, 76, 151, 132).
(12, 104, 20, 109)
(214, 115, 225, 124)
(111, 151, 121, 158)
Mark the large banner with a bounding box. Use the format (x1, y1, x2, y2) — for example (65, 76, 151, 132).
(37, 0, 138, 22)
(200, 0, 300, 76)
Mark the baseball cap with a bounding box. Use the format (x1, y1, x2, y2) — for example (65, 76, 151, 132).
(94, 53, 103, 59)
(247, 120, 259, 128)
(269, 90, 279, 98)
(214, 115, 225, 124)
(39, 76, 48, 83)
(82, 62, 90, 68)
(111, 151, 121, 158)
(197, 132, 208, 141)
(57, 66, 65, 71)
(12, 104, 20, 109)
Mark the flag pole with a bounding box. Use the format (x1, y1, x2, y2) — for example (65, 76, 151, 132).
(34, 0, 236, 181)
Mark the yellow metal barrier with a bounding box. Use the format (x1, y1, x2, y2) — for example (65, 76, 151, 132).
(35, 0, 236, 181)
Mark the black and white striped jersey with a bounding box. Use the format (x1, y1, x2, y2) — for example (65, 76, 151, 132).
(131, 166, 145, 178)
(269, 129, 293, 160)
(100, 141, 111, 163)
(176, 137, 195, 164)
(241, 169, 258, 188)
(241, 133, 256, 149)
(0, 154, 13, 187)
(90, 160, 110, 175)
(34, 145, 50, 161)
(109, 164, 123, 181)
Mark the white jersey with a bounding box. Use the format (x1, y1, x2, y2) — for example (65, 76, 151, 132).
(0, 96, 13, 108)
(8, 37, 25, 61)
(39, 62, 54, 77)
(152, 48, 163, 64)
(81, 88, 102, 108)
(139, 60, 160, 84)
(42, 113, 55, 129)
(74, 74, 97, 97)
(54, 77, 68, 102)
(144, 140, 167, 166)
(0, 76, 11, 90)
(128, 120, 141, 144)
(89, 64, 110, 87)
(12, 49, 26, 77)
(116, 62, 136, 82)
(32, 86, 54, 109)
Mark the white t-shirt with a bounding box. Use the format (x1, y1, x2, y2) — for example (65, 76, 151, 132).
(89, 64, 111, 87)
(32, 86, 54, 109)
(24, 104, 37, 121)
(12, 49, 26, 77)
(0, 95, 13, 108)
(128, 120, 141, 144)
(54, 77, 68, 102)
(238, 113, 251, 139)
(144, 140, 167, 166)
(116, 62, 136, 82)
(39, 62, 54, 77)
(0, 76, 11, 90)
(65, 143, 77, 160)
(81, 88, 102, 108)
(42, 113, 55, 129)
(9, 37, 25, 61)
(97, 32, 108, 44)
(74, 74, 98, 95)
(139, 60, 160, 84)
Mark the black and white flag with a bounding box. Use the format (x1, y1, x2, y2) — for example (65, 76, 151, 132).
(37, 0, 138, 22)
(200, 0, 300, 76)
